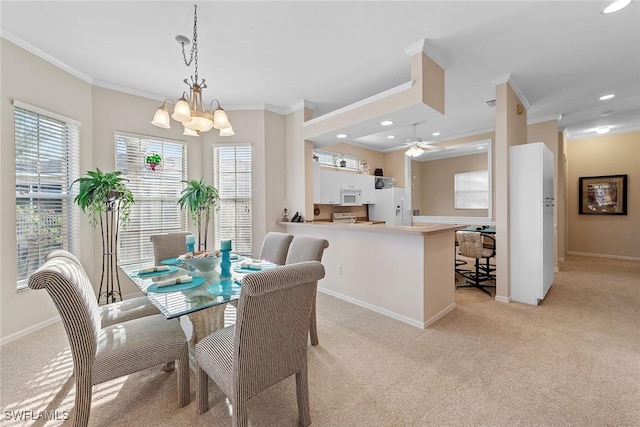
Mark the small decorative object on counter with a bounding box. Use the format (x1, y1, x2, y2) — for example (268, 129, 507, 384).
(374, 168, 383, 176)
(281, 208, 290, 222)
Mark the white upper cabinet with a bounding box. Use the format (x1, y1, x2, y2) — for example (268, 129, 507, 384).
(313, 165, 377, 205)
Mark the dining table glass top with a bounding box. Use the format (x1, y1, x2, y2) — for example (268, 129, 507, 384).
(120, 256, 276, 319)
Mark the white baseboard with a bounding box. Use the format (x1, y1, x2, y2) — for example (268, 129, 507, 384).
(567, 251, 640, 261)
(318, 287, 450, 329)
(495, 295, 511, 303)
(1, 292, 146, 346)
(0, 316, 61, 346)
(423, 303, 456, 328)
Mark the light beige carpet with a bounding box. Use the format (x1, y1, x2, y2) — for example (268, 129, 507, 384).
(1, 255, 639, 426)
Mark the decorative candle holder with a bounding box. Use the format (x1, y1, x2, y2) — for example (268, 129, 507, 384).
(185, 235, 196, 253)
(220, 248, 232, 280)
(282, 208, 290, 222)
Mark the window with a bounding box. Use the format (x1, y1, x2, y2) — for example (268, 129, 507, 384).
(455, 170, 489, 209)
(14, 101, 80, 288)
(314, 149, 360, 171)
(116, 132, 187, 264)
(213, 145, 252, 255)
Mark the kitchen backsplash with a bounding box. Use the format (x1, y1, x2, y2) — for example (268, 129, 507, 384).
(313, 204, 368, 221)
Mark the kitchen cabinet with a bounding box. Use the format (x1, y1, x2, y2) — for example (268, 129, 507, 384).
(319, 170, 341, 204)
(313, 166, 376, 205)
(509, 142, 554, 305)
(358, 174, 376, 204)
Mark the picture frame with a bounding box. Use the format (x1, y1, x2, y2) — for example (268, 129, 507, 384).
(578, 174, 627, 215)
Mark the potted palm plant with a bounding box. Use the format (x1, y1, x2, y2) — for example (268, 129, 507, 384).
(71, 168, 134, 303)
(177, 178, 219, 251)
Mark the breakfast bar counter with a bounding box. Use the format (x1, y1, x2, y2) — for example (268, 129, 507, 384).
(280, 221, 463, 328)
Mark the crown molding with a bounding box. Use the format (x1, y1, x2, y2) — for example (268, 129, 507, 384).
(284, 100, 317, 115)
(490, 73, 531, 110)
(528, 114, 563, 125)
(1, 31, 93, 84)
(93, 79, 167, 102)
(403, 38, 449, 70)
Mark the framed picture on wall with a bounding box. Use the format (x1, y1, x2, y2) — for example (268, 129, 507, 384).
(579, 174, 627, 215)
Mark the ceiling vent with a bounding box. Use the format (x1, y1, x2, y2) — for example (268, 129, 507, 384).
(485, 99, 496, 108)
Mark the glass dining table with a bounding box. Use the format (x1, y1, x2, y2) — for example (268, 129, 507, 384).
(120, 256, 276, 343)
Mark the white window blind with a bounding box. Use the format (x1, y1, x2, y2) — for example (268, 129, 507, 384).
(213, 145, 252, 255)
(15, 102, 80, 288)
(455, 170, 489, 209)
(116, 133, 187, 264)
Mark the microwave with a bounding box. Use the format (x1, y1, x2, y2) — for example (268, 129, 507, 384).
(339, 188, 362, 206)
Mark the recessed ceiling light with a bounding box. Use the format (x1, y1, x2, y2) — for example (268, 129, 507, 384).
(380, 120, 394, 126)
(387, 135, 395, 139)
(601, 110, 614, 117)
(602, 0, 631, 14)
(596, 127, 611, 135)
(336, 134, 347, 139)
(599, 94, 615, 101)
(432, 132, 440, 136)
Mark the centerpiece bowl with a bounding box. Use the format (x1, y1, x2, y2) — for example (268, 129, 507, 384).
(178, 251, 221, 281)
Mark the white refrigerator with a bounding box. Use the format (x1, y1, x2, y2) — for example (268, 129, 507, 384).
(509, 142, 555, 305)
(368, 188, 406, 226)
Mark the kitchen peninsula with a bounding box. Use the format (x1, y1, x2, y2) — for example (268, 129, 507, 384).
(280, 221, 462, 328)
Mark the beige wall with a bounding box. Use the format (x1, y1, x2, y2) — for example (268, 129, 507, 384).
(494, 81, 528, 300)
(1, 39, 285, 340)
(1, 39, 93, 338)
(566, 131, 640, 259)
(418, 153, 488, 217)
(527, 120, 562, 269)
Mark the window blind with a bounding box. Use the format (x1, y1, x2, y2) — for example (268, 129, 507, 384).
(455, 170, 489, 209)
(115, 133, 187, 264)
(314, 149, 360, 171)
(213, 144, 252, 255)
(15, 103, 80, 288)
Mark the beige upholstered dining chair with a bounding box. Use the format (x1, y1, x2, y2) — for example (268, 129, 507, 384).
(28, 256, 191, 427)
(44, 249, 160, 326)
(258, 231, 294, 265)
(285, 236, 329, 346)
(456, 231, 496, 295)
(195, 261, 326, 427)
(150, 232, 191, 264)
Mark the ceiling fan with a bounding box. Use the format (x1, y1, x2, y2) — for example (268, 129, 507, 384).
(403, 123, 444, 157)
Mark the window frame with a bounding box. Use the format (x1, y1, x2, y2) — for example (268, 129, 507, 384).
(14, 100, 81, 289)
(115, 131, 188, 264)
(213, 143, 252, 256)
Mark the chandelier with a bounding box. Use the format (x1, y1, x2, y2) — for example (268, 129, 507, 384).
(151, 5, 234, 136)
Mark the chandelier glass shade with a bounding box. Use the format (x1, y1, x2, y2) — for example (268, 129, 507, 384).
(151, 5, 232, 136)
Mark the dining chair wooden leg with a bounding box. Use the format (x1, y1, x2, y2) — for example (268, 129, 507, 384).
(295, 369, 311, 427)
(177, 345, 190, 408)
(196, 366, 209, 414)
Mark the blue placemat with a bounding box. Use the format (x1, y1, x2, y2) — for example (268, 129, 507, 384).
(136, 266, 178, 278)
(207, 280, 242, 297)
(160, 257, 184, 266)
(147, 276, 206, 293)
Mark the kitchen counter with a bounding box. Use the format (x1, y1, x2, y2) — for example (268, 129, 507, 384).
(281, 221, 463, 329)
(278, 221, 462, 236)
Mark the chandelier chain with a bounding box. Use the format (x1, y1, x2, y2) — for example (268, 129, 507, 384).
(180, 5, 199, 81)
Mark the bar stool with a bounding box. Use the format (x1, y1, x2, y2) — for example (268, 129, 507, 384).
(455, 231, 496, 295)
